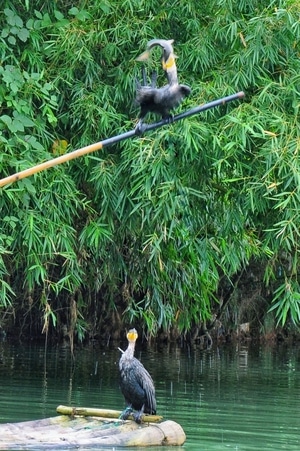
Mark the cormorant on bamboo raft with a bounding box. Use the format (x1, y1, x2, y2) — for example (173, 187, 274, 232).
(119, 328, 156, 423)
(0, 406, 186, 448)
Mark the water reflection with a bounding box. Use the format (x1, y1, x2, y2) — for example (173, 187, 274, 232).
(0, 340, 299, 450)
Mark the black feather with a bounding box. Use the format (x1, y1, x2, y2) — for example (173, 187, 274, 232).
(119, 329, 156, 421)
(135, 39, 191, 133)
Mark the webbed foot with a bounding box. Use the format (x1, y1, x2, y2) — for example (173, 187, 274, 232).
(162, 114, 174, 125)
(120, 406, 133, 421)
(135, 120, 147, 135)
(133, 405, 145, 424)
(167, 114, 174, 124)
(133, 412, 142, 424)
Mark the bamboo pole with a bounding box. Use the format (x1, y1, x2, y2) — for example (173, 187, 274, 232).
(56, 405, 163, 423)
(0, 91, 244, 188)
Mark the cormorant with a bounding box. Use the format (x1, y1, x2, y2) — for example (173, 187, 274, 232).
(119, 328, 156, 423)
(135, 39, 191, 133)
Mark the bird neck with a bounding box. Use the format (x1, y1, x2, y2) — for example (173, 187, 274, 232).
(162, 54, 178, 86)
(125, 340, 136, 358)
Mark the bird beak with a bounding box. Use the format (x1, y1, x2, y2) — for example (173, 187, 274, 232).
(136, 50, 151, 61)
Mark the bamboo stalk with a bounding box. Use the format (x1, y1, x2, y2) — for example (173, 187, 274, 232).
(0, 140, 104, 188)
(56, 405, 163, 423)
(0, 91, 244, 188)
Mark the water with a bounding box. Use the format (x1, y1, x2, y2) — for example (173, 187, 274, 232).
(0, 340, 299, 450)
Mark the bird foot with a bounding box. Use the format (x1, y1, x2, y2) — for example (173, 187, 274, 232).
(166, 114, 174, 124)
(133, 411, 143, 424)
(135, 120, 147, 135)
(119, 406, 133, 421)
(133, 405, 145, 424)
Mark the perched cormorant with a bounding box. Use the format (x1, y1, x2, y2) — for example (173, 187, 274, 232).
(119, 328, 156, 423)
(135, 39, 191, 133)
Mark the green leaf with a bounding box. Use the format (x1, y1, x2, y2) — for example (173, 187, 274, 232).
(8, 35, 16, 45)
(4, 8, 14, 18)
(68, 7, 79, 16)
(18, 28, 30, 42)
(0, 115, 12, 126)
(1, 28, 9, 38)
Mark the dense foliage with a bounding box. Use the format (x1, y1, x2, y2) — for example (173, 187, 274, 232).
(0, 0, 299, 341)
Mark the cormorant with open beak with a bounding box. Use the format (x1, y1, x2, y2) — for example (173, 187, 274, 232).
(135, 39, 191, 134)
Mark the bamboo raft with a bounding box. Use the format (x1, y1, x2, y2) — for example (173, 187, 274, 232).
(0, 405, 186, 449)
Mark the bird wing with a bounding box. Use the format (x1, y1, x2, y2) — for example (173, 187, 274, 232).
(131, 358, 156, 413)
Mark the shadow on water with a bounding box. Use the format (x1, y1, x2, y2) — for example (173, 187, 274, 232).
(0, 339, 299, 450)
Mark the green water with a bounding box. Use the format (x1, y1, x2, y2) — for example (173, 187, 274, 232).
(0, 340, 299, 450)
